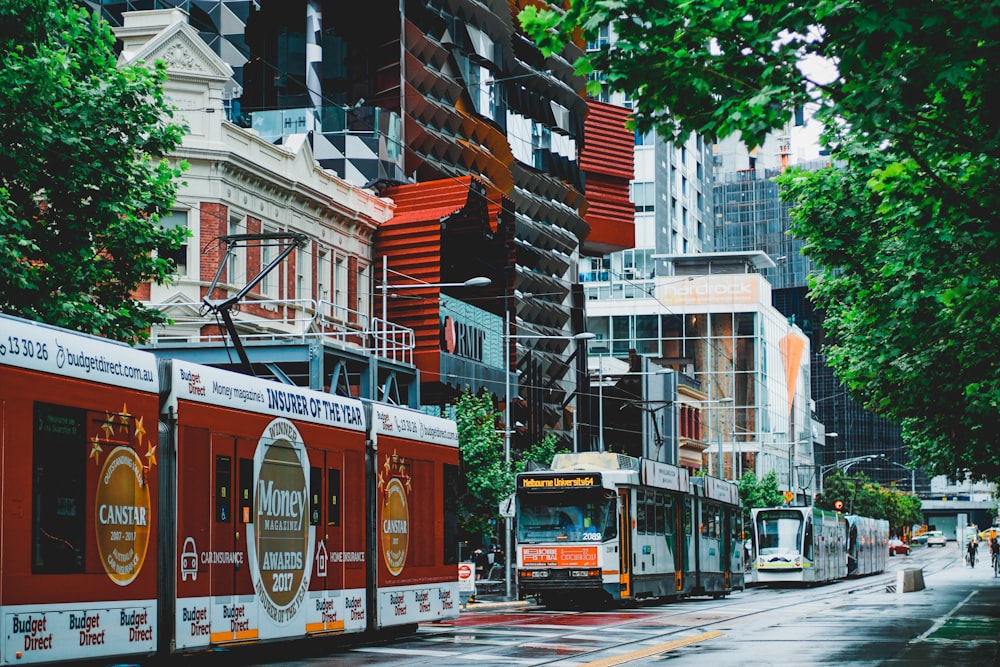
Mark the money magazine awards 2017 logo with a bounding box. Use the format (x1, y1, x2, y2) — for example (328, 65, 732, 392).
(379, 450, 411, 576)
(249, 418, 313, 624)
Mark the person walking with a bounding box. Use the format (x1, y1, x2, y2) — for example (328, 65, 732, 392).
(967, 537, 978, 568)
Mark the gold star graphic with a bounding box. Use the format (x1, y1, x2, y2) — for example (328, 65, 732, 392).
(134, 415, 146, 444)
(119, 403, 131, 432)
(90, 437, 103, 463)
(101, 412, 116, 438)
(145, 442, 158, 468)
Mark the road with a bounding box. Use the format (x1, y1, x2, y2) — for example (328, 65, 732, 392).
(148, 541, 999, 666)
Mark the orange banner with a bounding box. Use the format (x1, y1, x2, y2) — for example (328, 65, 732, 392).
(780, 333, 805, 419)
(521, 546, 598, 567)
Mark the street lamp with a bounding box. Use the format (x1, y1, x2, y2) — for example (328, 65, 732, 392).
(880, 458, 916, 494)
(819, 454, 882, 494)
(501, 329, 594, 600)
(378, 256, 490, 357)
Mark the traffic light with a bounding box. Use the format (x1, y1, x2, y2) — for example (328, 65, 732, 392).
(834, 500, 844, 511)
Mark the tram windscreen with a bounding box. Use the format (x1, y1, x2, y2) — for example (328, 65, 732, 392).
(517, 490, 616, 542)
(755, 510, 804, 555)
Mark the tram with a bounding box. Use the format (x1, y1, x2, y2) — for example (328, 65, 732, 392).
(751, 506, 887, 585)
(515, 452, 743, 607)
(846, 514, 889, 577)
(0, 314, 459, 666)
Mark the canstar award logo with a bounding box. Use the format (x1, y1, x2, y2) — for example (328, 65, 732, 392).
(379, 450, 411, 576)
(248, 418, 313, 624)
(91, 404, 155, 586)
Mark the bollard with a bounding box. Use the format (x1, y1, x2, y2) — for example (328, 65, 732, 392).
(896, 567, 925, 593)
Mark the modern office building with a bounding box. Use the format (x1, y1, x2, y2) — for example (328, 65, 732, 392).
(96, 1, 634, 453)
(585, 251, 821, 498)
(711, 144, 925, 494)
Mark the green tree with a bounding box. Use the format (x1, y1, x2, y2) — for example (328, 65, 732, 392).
(815, 470, 922, 537)
(455, 391, 568, 545)
(455, 392, 509, 543)
(518, 0, 1000, 479)
(737, 470, 785, 527)
(0, 0, 187, 342)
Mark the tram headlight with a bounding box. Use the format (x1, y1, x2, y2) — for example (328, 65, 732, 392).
(521, 569, 549, 578)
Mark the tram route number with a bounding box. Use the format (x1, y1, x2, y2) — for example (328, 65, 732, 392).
(2, 336, 49, 360)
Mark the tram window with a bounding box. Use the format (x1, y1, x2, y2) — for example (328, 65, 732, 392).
(328, 468, 341, 527)
(216, 456, 232, 522)
(636, 491, 647, 533)
(683, 498, 693, 536)
(652, 493, 663, 535)
(803, 519, 815, 560)
(443, 464, 459, 564)
(663, 497, 674, 536)
(410, 459, 434, 566)
(239, 457, 253, 523)
(32, 403, 88, 574)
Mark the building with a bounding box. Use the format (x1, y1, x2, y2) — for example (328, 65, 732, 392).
(585, 251, 821, 497)
(711, 156, 926, 494)
(117, 9, 405, 402)
(95, 2, 634, 452)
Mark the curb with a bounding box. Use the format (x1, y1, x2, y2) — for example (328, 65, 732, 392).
(460, 599, 533, 612)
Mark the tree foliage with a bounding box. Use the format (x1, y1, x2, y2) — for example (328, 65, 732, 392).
(455, 391, 568, 544)
(519, 0, 1000, 479)
(737, 470, 785, 527)
(815, 470, 923, 538)
(0, 0, 187, 341)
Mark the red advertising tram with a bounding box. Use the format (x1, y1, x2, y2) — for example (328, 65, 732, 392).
(0, 314, 459, 666)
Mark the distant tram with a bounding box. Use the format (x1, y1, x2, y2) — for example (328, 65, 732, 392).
(751, 506, 887, 585)
(515, 452, 743, 607)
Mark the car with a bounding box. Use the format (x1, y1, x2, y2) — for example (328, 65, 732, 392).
(888, 538, 911, 556)
(912, 533, 928, 545)
(925, 530, 947, 547)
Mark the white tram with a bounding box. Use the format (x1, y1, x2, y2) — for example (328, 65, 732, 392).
(846, 514, 890, 577)
(515, 452, 743, 607)
(751, 506, 887, 585)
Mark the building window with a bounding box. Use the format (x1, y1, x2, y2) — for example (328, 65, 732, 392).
(158, 211, 189, 277)
(228, 216, 246, 287)
(631, 181, 655, 213)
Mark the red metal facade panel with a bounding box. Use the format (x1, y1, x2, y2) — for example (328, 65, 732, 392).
(582, 175, 636, 255)
(378, 178, 476, 377)
(581, 101, 634, 176)
(581, 101, 635, 256)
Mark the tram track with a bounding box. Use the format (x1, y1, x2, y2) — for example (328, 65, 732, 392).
(404, 556, 953, 666)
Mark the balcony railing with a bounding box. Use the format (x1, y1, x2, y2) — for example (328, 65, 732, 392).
(147, 298, 414, 365)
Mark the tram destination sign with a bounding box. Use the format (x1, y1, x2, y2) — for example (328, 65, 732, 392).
(518, 473, 602, 489)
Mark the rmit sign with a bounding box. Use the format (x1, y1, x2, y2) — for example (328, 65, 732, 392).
(441, 315, 485, 362)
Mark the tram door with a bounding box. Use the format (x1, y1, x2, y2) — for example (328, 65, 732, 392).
(210, 434, 256, 641)
(674, 499, 685, 590)
(618, 489, 632, 599)
(308, 454, 341, 595)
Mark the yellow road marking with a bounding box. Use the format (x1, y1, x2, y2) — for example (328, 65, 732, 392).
(582, 631, 724, 666)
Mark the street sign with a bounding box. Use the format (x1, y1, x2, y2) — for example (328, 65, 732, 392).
(499, 493, 515, 518)
(783, 491, 795, 504)
(458, 562, 475, 594)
